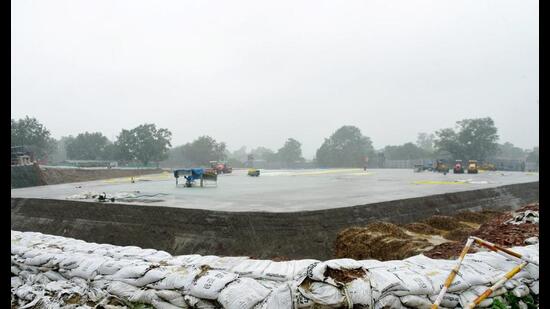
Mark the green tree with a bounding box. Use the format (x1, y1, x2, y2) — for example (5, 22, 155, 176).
(434, 117, 499, 161)
(526, 147, 539, 167)
(49, 136, 74, 163)
(250, 146, 278, 162)
(11, 116, 56, 160)
(277, 138, 304, 167)
(315, 126, 374, 167)
(384, 142, 432, 160)
(114, 124, 172, 165)
(179, 136, 227, 166)
(66, 132, 111, 160)
(495, 142, 526, 160)
(416, 132, 435, 153)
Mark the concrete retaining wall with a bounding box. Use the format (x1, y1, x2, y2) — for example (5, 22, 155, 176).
(11, 182, 538, 260)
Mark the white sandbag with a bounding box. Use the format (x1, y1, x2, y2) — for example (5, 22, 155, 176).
(428, 293, 460, 308)
(261, 261, 298, 281)
(529, 280, 539, 295)
(512, 284, 530, 298)
(166, 254, 203, 265)
(156, 290, 187, 307)
(142, 250, 172, 263)
(119, 267, 169, 287)
(184, 295, 219, 309)
(128, 289, 161, 304)
(504, 279, 520, 289)
(254, 284, 293, 309)
(400, 295, 431, 309)
(218, 278, 271, 309)
(67, 257, 106, 280)
(386, 268, 434, 296)
(11, 266, 21, 275)
(308, 259, 363, 283)
(43, 271, 66, 282)
(374, 294, 404, 309)
(405, 255, 470, 293)
(97, 260, 128, 275)
(107, 281, 140, 299)
(458, 286, 493, 308)
(347, 277, 372, 306)
(107, 264, 151, 280)
(25, 252, 58, 266)
(147, 266, 201, 290)
(208, 256, 250, 271)
(152, 299, 187, 309)
(189, 269, 239, 299)
(11, 277, 23, 289)
(232, 259, 273, 279)
(298, 281, 344, 306)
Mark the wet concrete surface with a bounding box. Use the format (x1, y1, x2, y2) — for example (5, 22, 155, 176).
(10, 168, 539, 212)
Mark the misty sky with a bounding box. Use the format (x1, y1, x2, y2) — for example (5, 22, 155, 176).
(11, 0, 538, 159)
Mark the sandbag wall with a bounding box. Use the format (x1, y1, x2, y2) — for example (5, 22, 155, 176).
(11, 230, 539, 309)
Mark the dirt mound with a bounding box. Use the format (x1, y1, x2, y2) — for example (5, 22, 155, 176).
(334, 222, 431, 261)
(444, 227, 476, 242)
(402, 223, 440, 235)
(423, 241, 479, 259)
(424, 202, 539, 259)
(452, 210, 499, 224)
(422, 215, 468, 231)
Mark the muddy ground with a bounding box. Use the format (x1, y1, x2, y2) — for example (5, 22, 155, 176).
(334, 202, 539, 260)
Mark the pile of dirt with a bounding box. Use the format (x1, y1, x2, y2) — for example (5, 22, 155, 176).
(451, 210, 502, 224)
(424, 202, 539, 259)
(402, 223, 440, 235)
(422, 215, 471, 231)
(41, 168, 164, 185)
(334, 222, 431, 261)
(423, 242, 479, 259)
(443, 226, 477, 242)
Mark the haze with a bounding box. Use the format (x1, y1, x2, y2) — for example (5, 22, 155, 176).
(11, 0, 539, 158)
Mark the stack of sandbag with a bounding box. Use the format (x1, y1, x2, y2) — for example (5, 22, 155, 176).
(11, 230, 539, 309)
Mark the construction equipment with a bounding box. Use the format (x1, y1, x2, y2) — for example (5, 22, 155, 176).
(11, 146, 34, 166)
(173, 168, 217, 187)
(467, 160, 478, 174)
(434, 160, 450, 174)
(479, 162, 496, 171)
(247, 168, 260, 177)
(209, 161, 233, 174)
(453, 160, 464, 174)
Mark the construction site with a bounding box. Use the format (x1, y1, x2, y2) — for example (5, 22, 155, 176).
(11, 164, 539, 308)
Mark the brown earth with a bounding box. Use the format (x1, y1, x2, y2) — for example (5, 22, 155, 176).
(334, 203, 538, 261)
(40, 168, 165, 185)
(334, 222, 432, 261)
(424, 202, 539, 259)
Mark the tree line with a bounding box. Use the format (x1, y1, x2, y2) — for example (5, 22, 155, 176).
(11, 116, 539, 168)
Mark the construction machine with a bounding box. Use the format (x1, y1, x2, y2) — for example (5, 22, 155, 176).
(434, 160, 450, 174)
(453, 160, 464, 174)
(479, 162, 496, 171)
(467, 160, 479, 174)
(247, 168, 260, 177)
(209, 161, 233, 174)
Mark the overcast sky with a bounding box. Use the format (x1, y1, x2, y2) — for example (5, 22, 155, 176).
(12, 0, 538, 159)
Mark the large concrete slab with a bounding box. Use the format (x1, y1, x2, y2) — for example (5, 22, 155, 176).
(11, 168, 538, 212)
